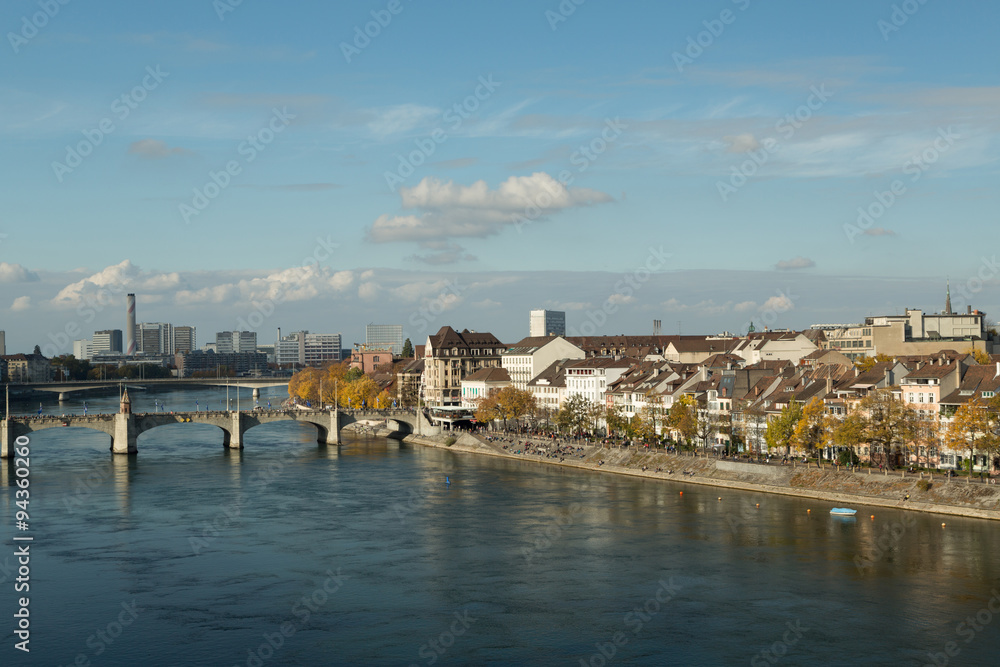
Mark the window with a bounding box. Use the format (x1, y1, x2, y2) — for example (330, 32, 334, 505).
(984, 391, 996, 398)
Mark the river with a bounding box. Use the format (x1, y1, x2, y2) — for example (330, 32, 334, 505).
(2, 388, 999, 665)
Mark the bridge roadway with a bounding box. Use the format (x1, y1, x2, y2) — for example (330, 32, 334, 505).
(10, 378, 291, 400)
(0, 409, 439, 457)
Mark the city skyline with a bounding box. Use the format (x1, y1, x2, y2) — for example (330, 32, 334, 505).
(2, 1, 998, 353)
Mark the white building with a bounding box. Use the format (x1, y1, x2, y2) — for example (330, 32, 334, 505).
(460, 367, 511, 408)
(275, 331, 341, 367)
(92, 329, 123, 355)
(502, 336, 586, 391)
(73, 339, 93, 360)
(529, 309, 566, 338)
(564, 357, 632, 406)
(216, 331, 257, 354)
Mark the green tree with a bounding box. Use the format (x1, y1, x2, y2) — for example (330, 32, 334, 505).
(946, 399, 990, 475)
(765, 401, 802, 456)
(557, 394, 590, 435)
(401, 338, 414, 358)
(667, 395, 697, 447)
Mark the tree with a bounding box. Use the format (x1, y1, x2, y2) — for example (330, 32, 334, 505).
(855, 353, 894, 372)
(832, 412, 866, 464)
(604, 405, 629, 437)
(556, 394, 590, 435)
(667, 395, 697, 447)
(33, 345, 42, 356)
(474, 391, 501, 425)
(966, 347, 992, 364)
(858, 388, 919, 469)
(946, 399, 990, 475)
(765, 401, 801, 456)
(695, 409, 720, 455)
(401, 338, 414, 358)
(791, 397, 826, 460)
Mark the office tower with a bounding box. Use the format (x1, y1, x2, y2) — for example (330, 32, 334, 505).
(529, 309, 566, 337)
(365, 324, 404, 356)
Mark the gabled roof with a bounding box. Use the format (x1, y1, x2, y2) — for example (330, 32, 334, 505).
(462, 367, 511, 383)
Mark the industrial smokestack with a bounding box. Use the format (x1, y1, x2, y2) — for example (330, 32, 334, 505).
(126, 293, 136, 356)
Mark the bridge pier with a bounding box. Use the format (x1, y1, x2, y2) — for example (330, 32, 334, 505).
(227, 412, 244, 449)
(1, 419, 11, 459)
(58, 392, 67, 402)
(252, 388, 260, 401)
(112, 414, 138, 455)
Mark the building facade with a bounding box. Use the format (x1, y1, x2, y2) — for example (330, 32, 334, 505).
(501, 336, 586, 391)
(93, 329, 123, 355)
(529, 309, 566, 338)
(365, 324, 404, 356)
(216, 331, 257, 354)
(422, 326, 505, 405)
(174, 326, 196, 353)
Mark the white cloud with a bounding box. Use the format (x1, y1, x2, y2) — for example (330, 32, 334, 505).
(608, 294, 636, 306)
(723, 133, 760, 153)
(368, 173, 613, 243)
(51, 260, 140, 306)
(733, 300, 757, 313)
(0, 262, 39, 283)
(761, 294, 794, 313)
(358, 282, 380, 300)
(11, 296, 31, 311)
(775, 256, 815, 271)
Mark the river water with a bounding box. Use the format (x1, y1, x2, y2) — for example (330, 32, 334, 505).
(2, 388, 1000, 666)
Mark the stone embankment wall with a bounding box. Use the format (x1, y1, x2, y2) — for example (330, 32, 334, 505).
(402, 434, 1000, 521)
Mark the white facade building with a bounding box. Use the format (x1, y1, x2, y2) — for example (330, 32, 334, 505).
(502, 336, 585, 391)
(529, 309, 566, 338)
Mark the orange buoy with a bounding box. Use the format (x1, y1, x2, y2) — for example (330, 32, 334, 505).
(755, 503, 760, 508)
(718, 497, 722, 501)
(942, 523, 946, 528)
(679, 491, 683, 495)
(807, 509, 811, 513)
(870, 515, 875, 520)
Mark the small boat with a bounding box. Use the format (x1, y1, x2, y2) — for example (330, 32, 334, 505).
(830, 508, 857, 516)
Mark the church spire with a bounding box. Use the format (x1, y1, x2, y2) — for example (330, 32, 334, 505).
(945, 278, 952, 314)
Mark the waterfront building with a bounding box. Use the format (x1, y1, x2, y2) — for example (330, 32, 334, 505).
(395, 358, 425, 407)
(501, 336, 586, 391)
(564, 357, 634, 408)
(174, 350, 268, 377)
(365, 324, 404, 356)
(529, 309, 566, 338)
(2, 353, 52, 383)
(422, 326, 505, 406)
(350, 344, 394, 374)
(460, 367, 511, 408)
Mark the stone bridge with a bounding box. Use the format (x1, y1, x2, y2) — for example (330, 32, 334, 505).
(10, 378, 291, 401)
(0, 409, 438, 457)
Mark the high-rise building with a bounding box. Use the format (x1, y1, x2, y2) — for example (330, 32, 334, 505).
(365, 324, 404, 356)
(174, 326, 196, 353)
(138, 323, 174, 354)
(529, 309, 566, 337)
(0, 330, 5, 356)
(215, 331, 256, 354)
(93, 329, 123, 355)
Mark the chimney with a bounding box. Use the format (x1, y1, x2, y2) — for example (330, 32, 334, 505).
(126, 293, 136, 356)
(884, 367, 892, 386)
(968, 305, 973, 315)
(826, 376, 833, 394)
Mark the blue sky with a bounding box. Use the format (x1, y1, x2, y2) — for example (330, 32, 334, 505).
(2, 0, 999, 354)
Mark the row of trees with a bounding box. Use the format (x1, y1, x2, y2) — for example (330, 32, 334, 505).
(758, 389, 1000, 470)
(288, 362, 397, 409)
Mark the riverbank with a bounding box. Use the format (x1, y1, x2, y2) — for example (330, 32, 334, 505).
(402, 433, 1000, 521)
